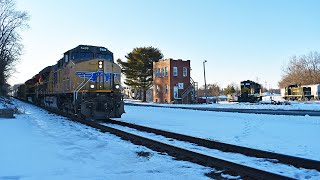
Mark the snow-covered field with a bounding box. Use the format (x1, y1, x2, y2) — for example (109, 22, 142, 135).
(119, 104, 320, 161)
(105, 123, 320, 179)
(125, 99, 320, 111)
(0, 100, 212, 180)
(1, 99, 320, 179)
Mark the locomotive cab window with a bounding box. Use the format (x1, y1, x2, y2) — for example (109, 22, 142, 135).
(71, 52, 94, 60)
(96, 54, 113, 62)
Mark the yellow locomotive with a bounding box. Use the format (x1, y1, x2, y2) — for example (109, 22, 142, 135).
(18, 45, 124, 119)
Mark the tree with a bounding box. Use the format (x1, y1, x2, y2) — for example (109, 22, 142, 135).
(224, 84, 236, 95)
(279, 51, 320, 88)
(208, 83, 220, 97)
(198, 83, 221, 97)
(117, 46, 163, 102)
(0, 0, 29, 96)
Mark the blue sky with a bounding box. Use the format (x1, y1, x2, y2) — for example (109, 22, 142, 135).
(11, 0, 320, 89)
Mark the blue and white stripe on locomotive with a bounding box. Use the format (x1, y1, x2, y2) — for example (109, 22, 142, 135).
(76, 71, 120, 82)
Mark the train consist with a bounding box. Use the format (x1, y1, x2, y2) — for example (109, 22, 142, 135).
(237, 80, 320, 102)
(281, 84, 320, 100)
(14, 45, 124, 119)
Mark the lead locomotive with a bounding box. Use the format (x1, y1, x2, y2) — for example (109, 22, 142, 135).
(16, 45, 124, 119)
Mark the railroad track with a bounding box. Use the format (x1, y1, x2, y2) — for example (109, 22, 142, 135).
(34, 109, 293, 179)
(15, 99, 309, 179)
(80, 119, 295, 179)
(103, 119, 320, 172)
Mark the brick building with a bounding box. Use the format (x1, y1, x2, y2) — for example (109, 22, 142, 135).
(153, 58, 197, 103)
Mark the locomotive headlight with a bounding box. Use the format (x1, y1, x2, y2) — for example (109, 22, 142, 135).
(115, 84, 120, 89)
(90, 84, 95, 89)
(98, 61, 103, 69)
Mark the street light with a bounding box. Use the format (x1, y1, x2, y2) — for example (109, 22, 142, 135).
(203, 60, 208, 104)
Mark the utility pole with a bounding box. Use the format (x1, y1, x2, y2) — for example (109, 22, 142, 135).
(203, 60, 207, 104)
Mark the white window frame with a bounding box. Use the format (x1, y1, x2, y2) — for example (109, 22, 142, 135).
(173, 67, 178, 76)
(162, 68, 165, 77)
(165, 67, 168, 76)
(156, 85, 159, 94)
(183, 67, 187, 77)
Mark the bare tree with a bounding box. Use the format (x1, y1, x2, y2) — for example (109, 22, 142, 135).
(198, 83, 221, 97)
(207, 83, 220, 97)
(279, 51, 320, 88)
(0, 0, 29, 96)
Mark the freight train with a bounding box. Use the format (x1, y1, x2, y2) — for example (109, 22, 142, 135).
(281, 84, 320, 100)
(14, 45, 124, 119)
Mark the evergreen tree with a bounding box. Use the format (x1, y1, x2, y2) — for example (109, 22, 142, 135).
(224, 84, 236, 95)
(117, 47, 163, 102)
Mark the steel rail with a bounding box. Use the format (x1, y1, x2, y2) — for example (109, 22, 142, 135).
(104, 119, 320, 171)
(15, 100, 295, 179)
(78, 119, 293, 180)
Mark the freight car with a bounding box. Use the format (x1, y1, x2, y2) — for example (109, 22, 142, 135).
(281, 84, 314, 101)
(16, 45, 124, 119)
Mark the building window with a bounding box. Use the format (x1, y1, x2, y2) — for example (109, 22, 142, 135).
(156, 85, 159, 94)
(165, 67, 168, 76)
(162, 68, 165, 77)
(165, 99, 168, 103)
(156, 68, 160, 77)
(173, 67, 178, 76)
(183, 67, 187, 77)
(178, 83, 184, 89)
(165, 84, 168, 94)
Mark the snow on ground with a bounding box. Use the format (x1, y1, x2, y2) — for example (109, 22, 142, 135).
(1, 99, 319, 179)
(0, 100, 212, 180)
(105, 124, 320, 179)
(117, 105, 320, 161)
(0, 97, 15, 109)
(124, 99, 320, 111)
